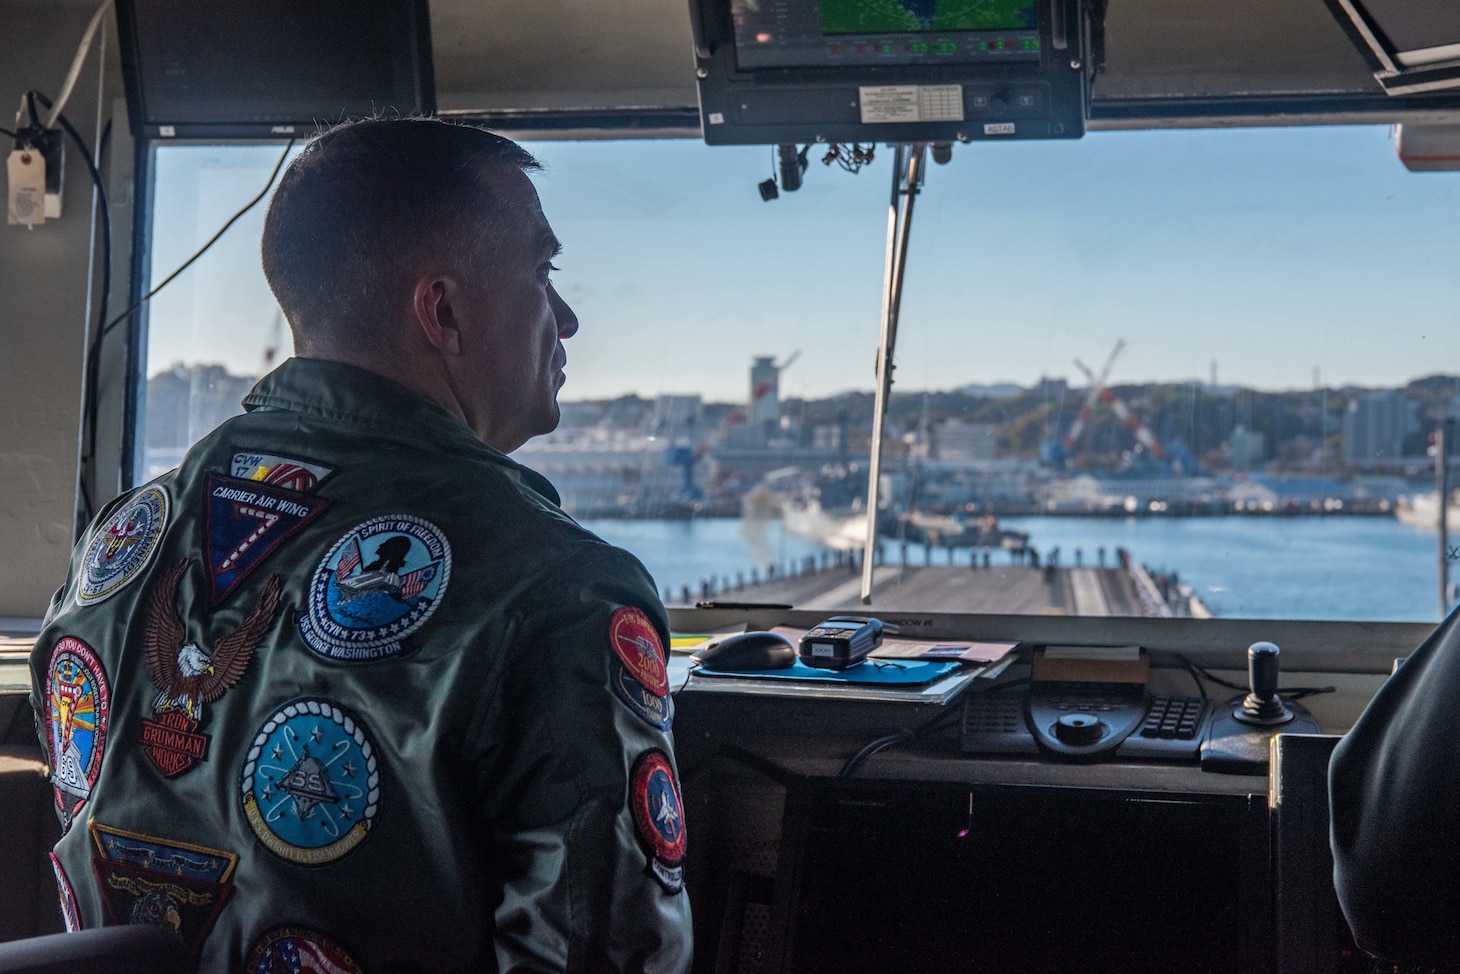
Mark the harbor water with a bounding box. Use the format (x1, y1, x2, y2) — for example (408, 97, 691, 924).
(583, 515, 1449, 624)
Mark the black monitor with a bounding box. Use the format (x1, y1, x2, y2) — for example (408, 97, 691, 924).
(116, 0, 435, 140)
(688, 0, 1095, 145)
(1323, 0, 1460, 96)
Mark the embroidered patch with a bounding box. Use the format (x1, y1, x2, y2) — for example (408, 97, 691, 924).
(139, 560, 284, 778)
(90, 822, 239, 883)
(204, 473, 329, 606)
(230, 452, 334, 493)
(247, 926, 364, 974)
(611, 660, 672, 731)
(630, 749, 687, 894)
(298, 515, 450, 662)
(609, 607, 669, 696)
(77, 486, 168, 606)
(44, 636, 110, 827)
(93, 857, 233, 962)
(241, 698, 380, 866)
(49, 854, 80, 932)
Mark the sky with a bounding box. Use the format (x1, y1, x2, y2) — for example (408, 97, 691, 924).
(145, 125, 1460, 404)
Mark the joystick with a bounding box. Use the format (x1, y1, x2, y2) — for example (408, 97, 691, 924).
(1232, 641, 1294, 726)
(1201, 638, 1319, 773)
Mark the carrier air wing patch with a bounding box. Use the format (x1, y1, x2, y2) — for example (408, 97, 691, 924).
(140, 560, 284, 778)
(204, 473, 329, 606)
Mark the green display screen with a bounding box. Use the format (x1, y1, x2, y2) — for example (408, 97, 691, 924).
(820, 0, 1036, 35)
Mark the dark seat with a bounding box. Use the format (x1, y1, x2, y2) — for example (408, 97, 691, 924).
(0, 926, 190, 974)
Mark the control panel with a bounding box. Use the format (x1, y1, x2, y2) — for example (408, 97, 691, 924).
(962, 683, 1213, 760)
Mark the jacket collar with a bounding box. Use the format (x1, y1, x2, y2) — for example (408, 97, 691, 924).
(242, 357, 562, 506)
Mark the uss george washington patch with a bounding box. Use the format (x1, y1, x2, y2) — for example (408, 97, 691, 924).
(241, 698, 380, 866)
(299, 515, 450, 662)
(49, 854, 80, 932)
(77, 486, 168, 606)
(247, 926, 364, 974)
(630, 749, 687, 894)
(203, 473, 328, 606)
(44, 636, 110, 828)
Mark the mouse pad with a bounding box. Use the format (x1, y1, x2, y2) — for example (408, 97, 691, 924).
(693, 659, 961, 686)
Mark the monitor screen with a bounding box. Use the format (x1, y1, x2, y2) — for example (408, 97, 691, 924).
(732, 0, 1041, 71)
(117, 0, 433, 136)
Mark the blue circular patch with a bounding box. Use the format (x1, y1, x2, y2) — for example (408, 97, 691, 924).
(611, 660, 672, 731)
(299, 515, 451, 662)
(240, 698, 379, 866)
(77, 487, 168, 606)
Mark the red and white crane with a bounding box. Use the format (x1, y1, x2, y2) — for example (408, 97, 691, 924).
(1065, 340, 1167, 460)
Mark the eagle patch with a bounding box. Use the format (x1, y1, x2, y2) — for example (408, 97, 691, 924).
(139, 560, 283, 778)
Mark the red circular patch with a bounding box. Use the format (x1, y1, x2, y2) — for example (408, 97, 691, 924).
(631, 749, 686, 866)
(609, 607, 669, 697)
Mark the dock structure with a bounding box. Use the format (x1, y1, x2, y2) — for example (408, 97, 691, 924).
(677, 563, 1184, 616)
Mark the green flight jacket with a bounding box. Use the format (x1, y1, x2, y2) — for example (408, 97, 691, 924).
(30, 357, 693, 973)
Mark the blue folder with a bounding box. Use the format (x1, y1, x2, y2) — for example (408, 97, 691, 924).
(693, 658, 961, 687)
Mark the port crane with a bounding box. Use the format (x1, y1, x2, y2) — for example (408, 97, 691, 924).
(1057, 340, 1168, 463)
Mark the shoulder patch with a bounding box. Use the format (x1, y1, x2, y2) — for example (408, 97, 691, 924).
(49, 854, 80, 932)
(230, 452, 334, 492)
(90, 822, 239, 883)
(241, 698, 380, 866)
(609, 607, 669, 696)
(630, 749, 687, 894)
(247, 926, 363, 974)
(44, 636, 110, 828)
(92, 857, 233, 963)
(140, 561, 284, 778)
(299, 515, 451, 662)
(204, 473, 329, 606)
(611, 661, 672, 731)
(77, 486, 168, 606)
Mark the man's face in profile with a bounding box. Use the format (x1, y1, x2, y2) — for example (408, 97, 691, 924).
(456, 165, 580, 454)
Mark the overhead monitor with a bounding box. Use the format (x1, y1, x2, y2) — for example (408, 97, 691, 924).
(1323, 0, 1460, 96)
(115, 0, 435, 139)
(689, 0, 1095, 145)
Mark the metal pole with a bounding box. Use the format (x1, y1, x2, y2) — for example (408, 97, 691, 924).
(862, 144, 926, 604)
(1440, 419, 1453, 619)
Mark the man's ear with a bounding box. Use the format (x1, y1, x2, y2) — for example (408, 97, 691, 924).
(412, 276, 463, 356)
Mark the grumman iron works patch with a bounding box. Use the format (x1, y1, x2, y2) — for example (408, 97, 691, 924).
(247, 925, 364, 974)
(241, 697, 380, 866)
(630, 748, 687, 894)
(77, 486, 168, 606)
(299, 515, 450, 662)
(140, 560, 284, 778)
(44, 636, 110, 828)
(49, 854, 80, 931)
(203, 473, 329, 606)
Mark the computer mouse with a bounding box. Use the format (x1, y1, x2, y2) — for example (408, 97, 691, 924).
(693, 631, 797, 671)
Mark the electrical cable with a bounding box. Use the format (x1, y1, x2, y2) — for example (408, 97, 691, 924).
(0, 125, 17, 139)
(839, 697, 970, 778)
(96, 139, 294, 343)
(680, 743, 802, 790)
(1177, 653, 1334, 700)
(25, 91, 109, 522)
(44, 0, 112, 129)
